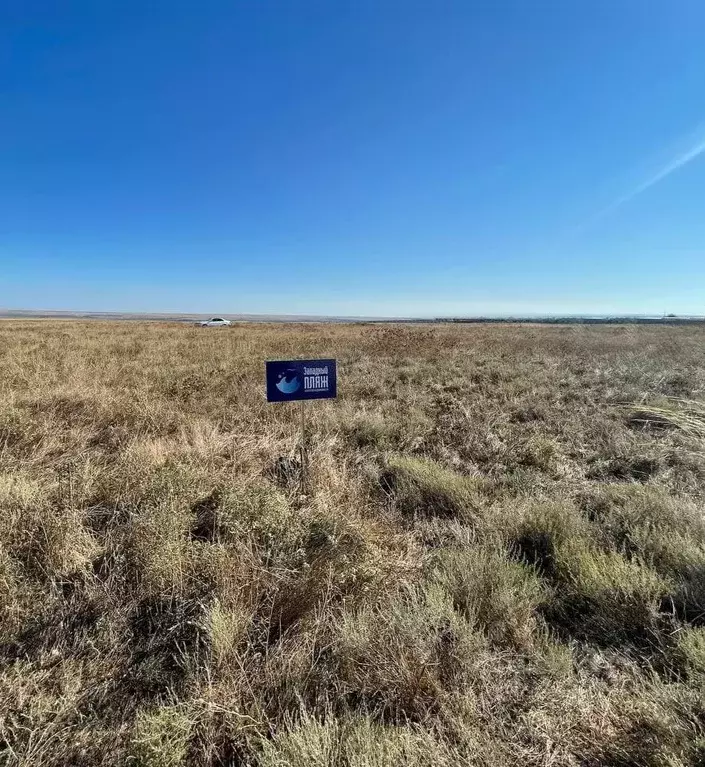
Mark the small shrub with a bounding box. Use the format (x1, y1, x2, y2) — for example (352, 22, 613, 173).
(430, 547, 545, 649)
(549, 543, 672, 645)
(216, 483, 304, 564)
(581, 487, 705, 626)
(341, 406, 432, 452)
(531, 631, 575, 679)
(264, 514, 378, 644)
(0, 471, 99, 580)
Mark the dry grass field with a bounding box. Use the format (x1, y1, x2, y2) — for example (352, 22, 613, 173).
(1, 320, 705, 766)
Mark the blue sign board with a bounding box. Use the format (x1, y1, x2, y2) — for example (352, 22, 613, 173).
(266, 359, 337, 402)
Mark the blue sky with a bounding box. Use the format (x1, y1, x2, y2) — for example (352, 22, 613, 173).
(2, 1, 705, 316)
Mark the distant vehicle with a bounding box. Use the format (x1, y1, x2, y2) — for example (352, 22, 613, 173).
(199, 317, 231, 327)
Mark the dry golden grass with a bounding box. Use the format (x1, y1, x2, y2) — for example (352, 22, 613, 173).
(1, 320, 705, 765)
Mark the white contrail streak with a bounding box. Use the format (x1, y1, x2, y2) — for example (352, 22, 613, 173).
(608, 137, 705, 210)
(581, 132, 705, 228)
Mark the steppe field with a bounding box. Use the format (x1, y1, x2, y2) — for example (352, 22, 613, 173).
(2, 320, 705, 767)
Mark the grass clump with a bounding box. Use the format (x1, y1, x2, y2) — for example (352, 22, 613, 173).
(130, 705, 193, 767)
(550, 543, 672, 646)
(581, 485, 705, 626)
(508, 500, 589, 577)
(581, 484, 705, 562)
(191, 483, 302, 563)
(259, 714, 466, 767)
(208, 598, 252, 669)
(335, 585, 482, 722)
(672, 626, 705, 679)
(629, 398, 705, 439)
(381, 454, 486, 521)
(429, 547, 545, 649)
(517, 435, 562, 475)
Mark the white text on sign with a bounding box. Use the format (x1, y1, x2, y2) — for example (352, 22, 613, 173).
(304, 365, 329, 392)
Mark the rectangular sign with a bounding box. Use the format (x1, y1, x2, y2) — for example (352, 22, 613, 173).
(266, 359, 337, 402)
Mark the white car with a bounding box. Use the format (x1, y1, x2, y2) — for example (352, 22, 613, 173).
(199, 317, 232, 327)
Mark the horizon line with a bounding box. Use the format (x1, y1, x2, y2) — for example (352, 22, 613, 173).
(2, 308, 704, 322)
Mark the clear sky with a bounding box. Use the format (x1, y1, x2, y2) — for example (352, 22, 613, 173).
(2, 1, 705, 317)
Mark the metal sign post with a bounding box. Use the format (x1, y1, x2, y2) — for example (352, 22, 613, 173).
(266, 359, 338, 494)
(300, 399, 307, 493)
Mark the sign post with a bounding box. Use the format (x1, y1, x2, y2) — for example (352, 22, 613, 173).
(266, 358, 337, 493)
(300, 399, 307, 492)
